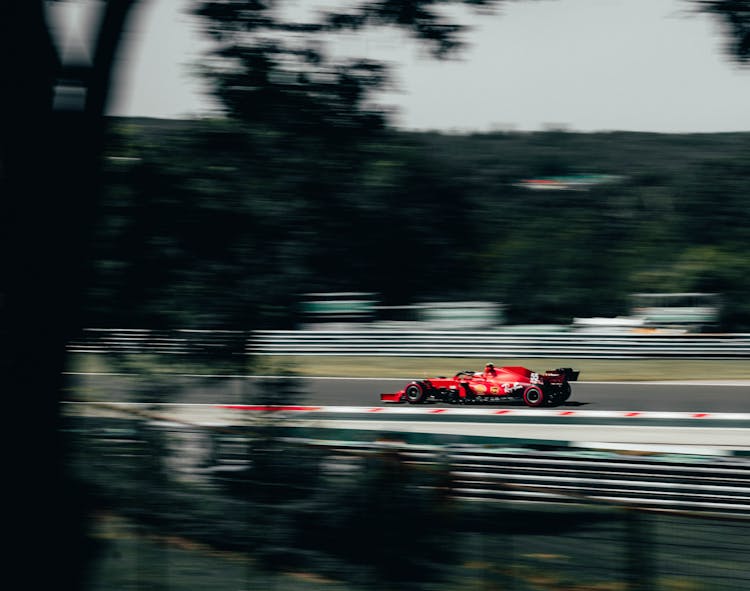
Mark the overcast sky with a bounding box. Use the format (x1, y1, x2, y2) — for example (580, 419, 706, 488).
(104, 0, 750, 133)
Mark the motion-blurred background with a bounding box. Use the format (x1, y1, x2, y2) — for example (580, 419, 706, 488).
(3, 1, 750, 590)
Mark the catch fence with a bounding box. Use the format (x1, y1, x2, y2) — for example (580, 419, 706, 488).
(64, 404, 750, 590)
(67, 327, 750, 359)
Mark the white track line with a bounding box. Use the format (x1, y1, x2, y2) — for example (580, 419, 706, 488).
(212, 404, 750, 420)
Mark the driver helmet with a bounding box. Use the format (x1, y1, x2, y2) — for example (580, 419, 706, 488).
(485, 363, 495, 370)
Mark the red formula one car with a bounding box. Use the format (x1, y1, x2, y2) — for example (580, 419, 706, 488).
(380, 363, 580, 407)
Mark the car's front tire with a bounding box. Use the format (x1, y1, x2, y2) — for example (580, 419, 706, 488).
(405, 382, 426, 404)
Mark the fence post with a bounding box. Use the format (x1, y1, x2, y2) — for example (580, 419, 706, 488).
(624, 509, 655, 591)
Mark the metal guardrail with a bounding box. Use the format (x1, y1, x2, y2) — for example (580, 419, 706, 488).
(67, 328, 246, 356)
(69, 411, 750, 590)
(251, 329, 750, 359)
(66, 328, 750, 359)
(207, 435, 750, 517)
(424, 446, 750, 516)
(78, 410, 750, 517)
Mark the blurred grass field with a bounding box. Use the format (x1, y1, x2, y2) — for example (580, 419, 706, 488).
(69, 354, 750, 382)
(261, 356, 750, 381)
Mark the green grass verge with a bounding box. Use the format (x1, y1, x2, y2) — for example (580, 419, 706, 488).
(260, 356, 750, 381)
(68, 354, 750, 382)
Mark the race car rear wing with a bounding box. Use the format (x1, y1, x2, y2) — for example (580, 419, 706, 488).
(552, 367, 580, 382)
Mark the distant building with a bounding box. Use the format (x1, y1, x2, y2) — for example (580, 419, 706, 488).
(629, 293, 721, 329)
(299, 294, 504, 330)
(573, 293, 722, 334)
(300, 292, 377, 324)
(514, 173, 623, 191)
(417, 301, 504, 329)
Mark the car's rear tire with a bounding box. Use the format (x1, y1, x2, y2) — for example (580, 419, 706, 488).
(545, 391, 561, 407)
(523, 385, 545, 407)
(558, 382, 572, 403)
(405, 382, 426, 404)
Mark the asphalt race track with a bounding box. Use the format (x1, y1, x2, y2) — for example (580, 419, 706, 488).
(63, 373, 750, 450)
(66, 373, 750, 413)
(310, 379, 750, 412)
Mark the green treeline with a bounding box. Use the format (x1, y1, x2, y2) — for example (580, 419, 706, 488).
(89, 117, 750, 331)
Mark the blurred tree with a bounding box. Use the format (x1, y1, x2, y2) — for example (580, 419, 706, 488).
(1, 1, 139, 589)
(188, 0, 506, 312)
(95, 121, 750, 328)
(193, 0, 501, 134)
(673, 155, 750, 246)
(695, 0, 750, 64)
(83, 1, 506, 331)
(76, 1, 750, 332)
(477, 183, 635, 323)
(91, 117, 479, 330)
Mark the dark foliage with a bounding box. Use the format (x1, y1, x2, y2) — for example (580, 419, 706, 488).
(193, 0, 502, 136)
(696, 0, 750, 64)
(91, 121, 750, 330)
